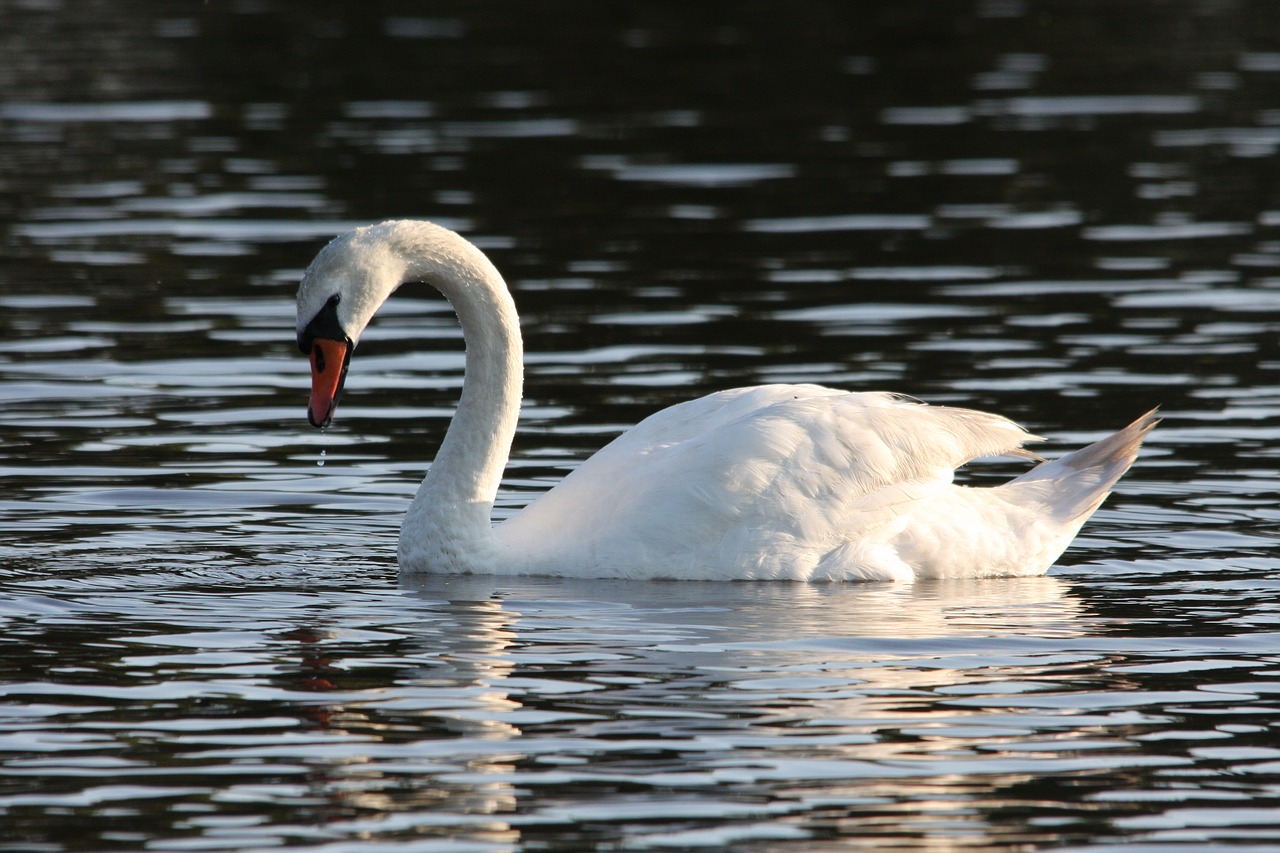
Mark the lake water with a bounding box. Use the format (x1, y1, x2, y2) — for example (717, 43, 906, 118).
(3, 0, 1280, 850)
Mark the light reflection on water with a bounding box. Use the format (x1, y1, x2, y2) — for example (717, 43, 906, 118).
(2, 0, 1280, 849)
(3, 570, 1280, 850)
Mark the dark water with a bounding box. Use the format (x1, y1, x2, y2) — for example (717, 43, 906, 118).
(2, 0, 1280, 849)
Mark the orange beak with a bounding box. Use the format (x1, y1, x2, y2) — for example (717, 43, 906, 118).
(308, 338, 350, 428)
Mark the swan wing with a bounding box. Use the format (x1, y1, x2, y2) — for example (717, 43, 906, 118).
(497, 386, 1041, 579)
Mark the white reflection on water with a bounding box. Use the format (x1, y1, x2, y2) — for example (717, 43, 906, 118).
(581, 158, 797, 187)
(0, 101, 214, 122)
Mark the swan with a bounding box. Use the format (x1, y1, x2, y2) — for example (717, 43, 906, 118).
(296, 219, 1157, 581)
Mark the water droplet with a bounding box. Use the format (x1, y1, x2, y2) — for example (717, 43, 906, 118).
(318, 449, 326, 468)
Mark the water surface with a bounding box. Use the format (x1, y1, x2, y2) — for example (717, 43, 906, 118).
(2, 0, 1280, 850)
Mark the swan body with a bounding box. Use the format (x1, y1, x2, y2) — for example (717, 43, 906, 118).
(296, 220, 1157, 581)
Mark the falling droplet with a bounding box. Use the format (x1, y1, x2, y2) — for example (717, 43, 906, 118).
(318, 449, 326, 468)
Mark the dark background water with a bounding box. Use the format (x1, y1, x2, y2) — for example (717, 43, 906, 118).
(2, 0, 1280, 850)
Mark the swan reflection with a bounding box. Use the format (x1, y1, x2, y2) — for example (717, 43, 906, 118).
(406, 585, 1090, 764)
(268, 574, 1094, 845)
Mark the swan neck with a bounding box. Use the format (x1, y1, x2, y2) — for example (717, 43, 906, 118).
(400, 235, 522, 569)
(431, 292, 523, 503)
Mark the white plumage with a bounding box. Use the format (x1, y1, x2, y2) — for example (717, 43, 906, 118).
(296, 220, 1157, 581)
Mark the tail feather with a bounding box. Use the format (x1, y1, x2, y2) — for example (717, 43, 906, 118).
(1006, 408, 1159, 522)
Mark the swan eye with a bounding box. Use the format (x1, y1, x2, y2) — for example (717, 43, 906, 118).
(298, 293, 345, 354)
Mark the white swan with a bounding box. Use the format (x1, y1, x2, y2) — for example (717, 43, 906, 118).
(296, 220, 1157, 581)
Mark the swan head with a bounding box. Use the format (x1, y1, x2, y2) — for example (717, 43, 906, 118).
(296, 223, 413, 427)
(296, 220, 516, 429)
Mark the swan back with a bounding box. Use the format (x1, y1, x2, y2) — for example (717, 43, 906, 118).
(495, 389, 1048, 580)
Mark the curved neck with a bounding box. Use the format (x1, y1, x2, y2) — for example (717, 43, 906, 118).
(396, 230, 523, 569)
